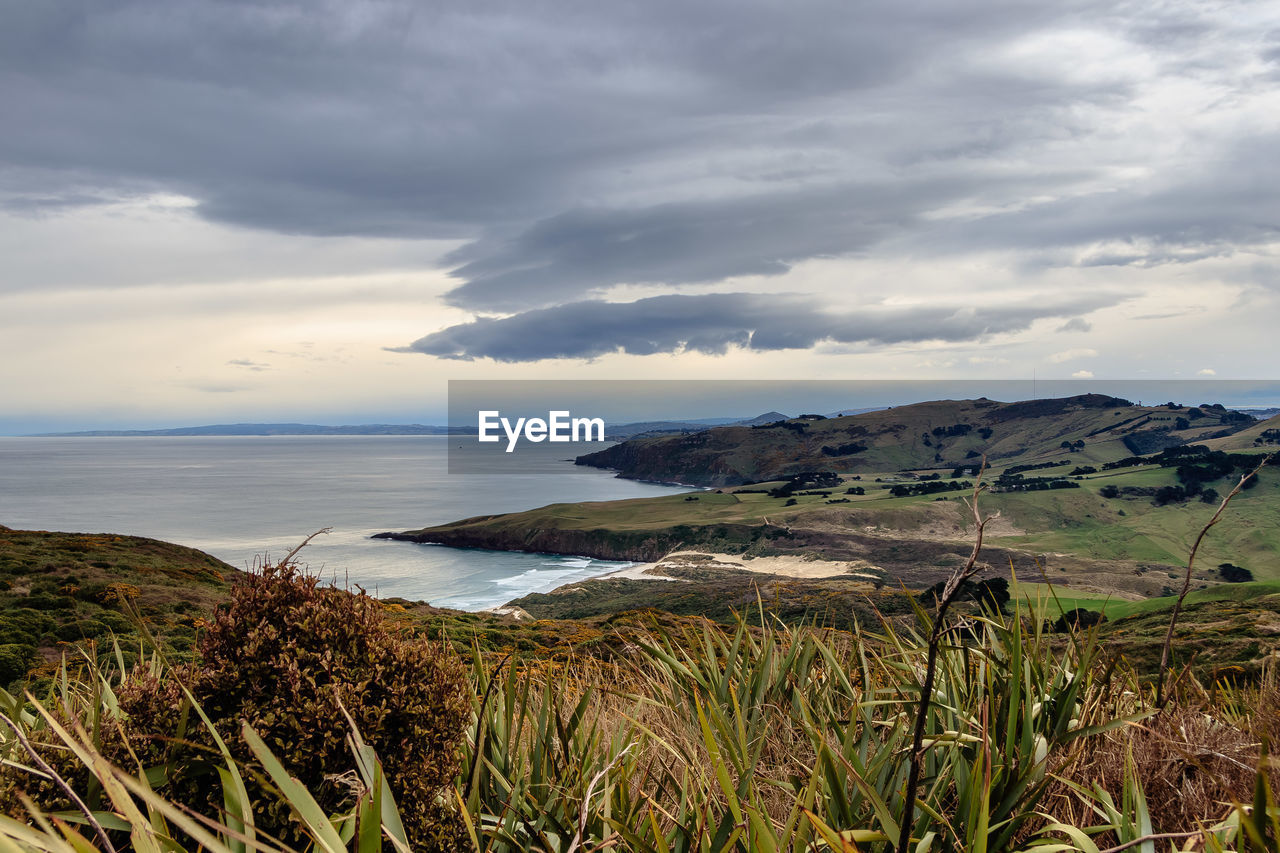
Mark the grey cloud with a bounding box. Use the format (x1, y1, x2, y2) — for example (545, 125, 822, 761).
(398, 292, 1120, 362)
(4, 0, 1277, 319)
(1, 191, 116, 216)
(5, 0, 990, 233)
(923, 131, 1280, 269)
(441, 185, 941, 311)
(1056, 317, 1092, 333)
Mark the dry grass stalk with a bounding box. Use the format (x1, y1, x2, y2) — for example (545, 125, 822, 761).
(897, 460, 997, 853)
(1157, 455, 1272, 708)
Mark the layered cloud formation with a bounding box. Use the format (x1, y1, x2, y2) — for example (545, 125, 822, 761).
(1, 0, 1278, 425)
(401, 293, 1121, 361)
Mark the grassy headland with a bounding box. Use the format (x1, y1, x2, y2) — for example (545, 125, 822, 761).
(0, 526, 236, 682)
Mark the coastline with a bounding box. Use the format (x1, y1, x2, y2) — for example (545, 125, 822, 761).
(602, 550, 864, 581)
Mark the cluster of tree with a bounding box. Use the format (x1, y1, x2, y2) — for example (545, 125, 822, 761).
(991, 473, 1080, 493)
(1060, 439, 1087, 452)
(820, 441, 868, 456)
(752, 419, 809, 433)
(1254, 429, 1280, 446)
(767, 471, 841, 497)
(1098, 482, 1221, 505)
(1070, 465, 1098, 475)
(931, 423, 974, 438)
(889, 479, 973, 497)
(845, 486, 865, 495)
(1005, 459, 1069, 475)
(1047, 608, 1107, 633)
(919, 576, 1009, 611)
(1175, 454, 1251, 490)
(1219, 562, 1254, 583)
(1151, 484, 1221, 506)
(1104, 444, 1276, 473)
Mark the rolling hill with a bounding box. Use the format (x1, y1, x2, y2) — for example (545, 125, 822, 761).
(381, 395, 1277, 607)
(575, 394, 1255, 486)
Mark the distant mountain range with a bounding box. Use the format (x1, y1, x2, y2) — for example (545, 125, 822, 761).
(32, 412, 791, 439)
(605, 411, 788, 439)
(33, 404, 1273, 443)
(32, 423, 468, 437)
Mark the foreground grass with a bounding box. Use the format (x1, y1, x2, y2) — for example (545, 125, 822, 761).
(1, 577, 1278, 852)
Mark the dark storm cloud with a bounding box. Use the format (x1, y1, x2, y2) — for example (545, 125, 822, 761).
(3, 0, 1277, 313)
(440, 182, 971, 311)
(397, 292, 1120, 361)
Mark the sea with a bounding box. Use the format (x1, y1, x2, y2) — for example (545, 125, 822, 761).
(0, 436, 688, 610)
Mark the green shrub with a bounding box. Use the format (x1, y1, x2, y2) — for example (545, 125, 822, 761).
(97, 611, 132, 633)
(0, 643, 35, 686)
(53, 618, 109, 642)
(20, 594, 69, 611)
(73, 580, 110, 602)
(0, 608, 54, 645)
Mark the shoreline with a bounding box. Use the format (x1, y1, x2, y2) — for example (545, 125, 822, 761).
(601, 550, 869, 581)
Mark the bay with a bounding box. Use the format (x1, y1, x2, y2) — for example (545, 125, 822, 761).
(0, 436, 686, 609)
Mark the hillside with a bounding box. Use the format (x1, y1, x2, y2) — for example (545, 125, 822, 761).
(1200, 411, 1280, 451)
(381, 432, 1279, 603)
(575, 394, 1255, 486)
(0, 526, 793, 682)
(2, 525, 1277, 850)
(0, 527, 237, 681)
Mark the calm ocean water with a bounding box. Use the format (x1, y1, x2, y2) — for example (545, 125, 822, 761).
(0, 436, 686, 609)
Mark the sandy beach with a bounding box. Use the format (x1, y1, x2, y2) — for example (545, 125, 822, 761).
(607, 550, 880, 581)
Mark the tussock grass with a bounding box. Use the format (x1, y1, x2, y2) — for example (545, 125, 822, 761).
(1, 598, 1276, 851)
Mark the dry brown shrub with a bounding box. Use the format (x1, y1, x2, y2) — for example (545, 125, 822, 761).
(1049, 704, 1265, 833)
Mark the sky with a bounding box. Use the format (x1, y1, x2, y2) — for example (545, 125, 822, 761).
(2, 0, 1279, 432)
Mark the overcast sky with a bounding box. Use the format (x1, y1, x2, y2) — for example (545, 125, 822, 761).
(2, 0, 1279, 431)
